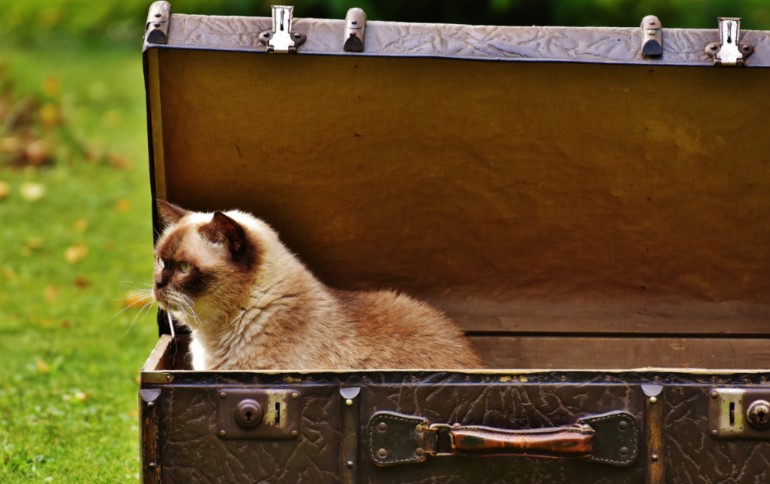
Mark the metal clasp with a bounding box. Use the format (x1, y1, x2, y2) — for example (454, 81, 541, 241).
(343, 8, 367, 52)
(145, 1, 171, 45)
(640, 15, 663, 58)
(259, 5, 307, 54)
(706, 17, 754, 66)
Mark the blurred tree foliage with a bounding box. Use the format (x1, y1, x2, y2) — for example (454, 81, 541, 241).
(1, 0, 769, 44)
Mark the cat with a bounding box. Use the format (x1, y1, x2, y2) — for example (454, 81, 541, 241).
(153, 200, 483, 370)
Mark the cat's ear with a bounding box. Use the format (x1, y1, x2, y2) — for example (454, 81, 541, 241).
(199, 211, 250, 262)
(156, 200, 189, 227)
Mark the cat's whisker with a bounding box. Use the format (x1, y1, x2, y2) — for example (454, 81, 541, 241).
(167, 311, 175, 341)
(122, 299, 156, 337)
(106, 289, 155, 325)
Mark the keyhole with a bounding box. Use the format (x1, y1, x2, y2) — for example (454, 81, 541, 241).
(757, 408, 767, 423)
(729, 402, 736, 426)
(746, 400, 770, 430)
(275, 402, 281, 424)
(234, 399, 263, 429)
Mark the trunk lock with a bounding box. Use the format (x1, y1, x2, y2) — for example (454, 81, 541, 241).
(217, 389, 301, 440)
(709, 388, 770, 439)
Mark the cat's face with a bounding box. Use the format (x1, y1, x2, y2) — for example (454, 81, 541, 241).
(153, 201, 259, 328)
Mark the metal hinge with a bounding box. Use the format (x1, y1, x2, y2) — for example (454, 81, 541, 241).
(145, 1, 171, 45)
(259, 5, 307, 54)
(706, 17, 754, 66)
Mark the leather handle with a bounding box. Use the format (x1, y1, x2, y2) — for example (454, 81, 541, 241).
(450, 425, 593, 457)
(368, 410, 638, 467)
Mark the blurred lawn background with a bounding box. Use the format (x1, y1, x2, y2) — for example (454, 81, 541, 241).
(1, 1, 769, 482)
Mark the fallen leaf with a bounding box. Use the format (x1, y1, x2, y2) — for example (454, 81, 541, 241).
(73, 391, 88, 402)
(39, 103, 59, 128)
(114, 199, 132, 213)
(103, 109, 122, 126)
(65, 243, 88, 263)
(60, 321, 71, 329)
(44, 286, 58, 302)
(123, 290, 151, 309)
(20, 182, 45, 201)
(35, 358, 50, 374)
(0, 137, 19, 153)
(2, 266, 18, 282)
(0, 181, 10, 200)
(25, 237, 44, 250)
(23, 140, 51, 166)
(72, 218, 89, 233)
(107, 153, 132, 170)
(73, 277, 90, 289)
(42, 76, 60, 98)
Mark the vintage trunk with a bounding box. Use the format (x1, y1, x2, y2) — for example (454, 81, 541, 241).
(140, 2, 770, 482)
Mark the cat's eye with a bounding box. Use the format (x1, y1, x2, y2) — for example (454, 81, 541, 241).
(178, 261, 192, 273)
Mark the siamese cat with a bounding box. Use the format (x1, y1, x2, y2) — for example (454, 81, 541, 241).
(153, 201, 482, 370)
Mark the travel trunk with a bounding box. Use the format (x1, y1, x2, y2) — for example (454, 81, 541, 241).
(140, 2, 770, 482)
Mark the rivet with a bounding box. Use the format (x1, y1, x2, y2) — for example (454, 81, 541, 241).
(292, 392, 299, 400)
(345, 399, 354, 406)
(415, 424, 424, 433)
(711, 390, 719, 399)
(291, 430, 299, 437)
(415, 447, 425, 457)
(148, 462, 157, 469)
(651, 453, 659, 461)
(219, 392, 227, 399)
(219, 429, 226, 437)
(147, 401, 155, 408)
(649, 396, 658, 404)
(165, 374, 173, 382)
(711, 429, 719, 436)
(619, 447, 629, 456)
(346, 460, 354, 468)
(377, 422, 387, 432)
(153, 22, 161, 28)
(377, 448, 388, 458)
(618, 420, 628, 430)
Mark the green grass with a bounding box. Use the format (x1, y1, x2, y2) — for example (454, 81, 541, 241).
(0, 40, 158, 482)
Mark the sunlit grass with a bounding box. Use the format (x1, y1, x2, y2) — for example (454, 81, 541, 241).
(0, 39, 157, 482)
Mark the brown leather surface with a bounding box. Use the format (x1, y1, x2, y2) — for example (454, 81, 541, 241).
(144, 365, 770, 482)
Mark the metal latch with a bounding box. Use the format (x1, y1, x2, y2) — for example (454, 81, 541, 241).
(343, 8, 367, 52)
(259, 5, 307, 54)
(640, 15, 663, 58)
(145, 1, 171, 45)
(216, 388, 302, 440)
(706, 17, 754, 66)
(709, 388, 770, 439)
